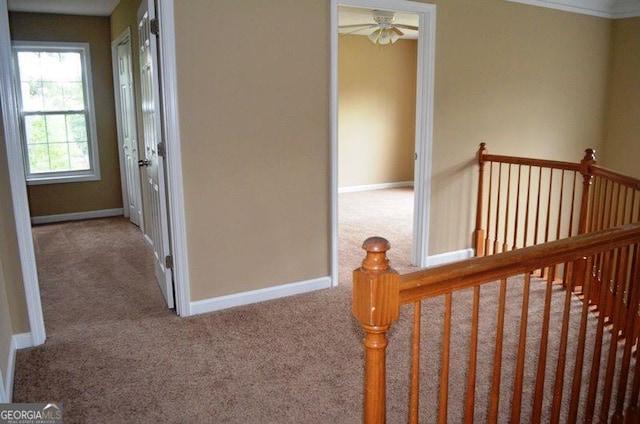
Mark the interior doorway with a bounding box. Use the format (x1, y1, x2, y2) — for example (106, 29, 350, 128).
(337, 5, 418, 279)
(331, 0, 437, 286)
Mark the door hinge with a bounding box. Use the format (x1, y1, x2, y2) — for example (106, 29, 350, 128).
(157, 141, 166, 158)
(150, 18, 160, 36)
(165, 255, 173, 269)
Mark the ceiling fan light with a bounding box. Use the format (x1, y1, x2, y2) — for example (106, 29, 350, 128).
(389, 30, 400, 44)
(368, 30, 380, 44)
(378, 29, 391, 45)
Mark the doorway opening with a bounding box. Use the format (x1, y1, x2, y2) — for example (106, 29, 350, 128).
(331, 0, 437, 285)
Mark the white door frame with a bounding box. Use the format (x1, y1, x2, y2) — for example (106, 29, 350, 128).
(330, 0, 436, 285)
(112, 27, 144, 230)
(0, 0, 191, 348)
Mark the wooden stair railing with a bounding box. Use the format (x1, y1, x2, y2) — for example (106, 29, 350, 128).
(353, 224, 640, 423)
(475, 144, 640, 342)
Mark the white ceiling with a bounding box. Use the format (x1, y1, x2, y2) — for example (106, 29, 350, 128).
(7, 0, 119, 16)
(339, 6, 420, 40)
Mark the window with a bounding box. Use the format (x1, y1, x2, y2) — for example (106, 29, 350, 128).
(13, 41, 100, 184)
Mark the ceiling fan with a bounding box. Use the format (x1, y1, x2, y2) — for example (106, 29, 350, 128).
(339, 10, 418, 45)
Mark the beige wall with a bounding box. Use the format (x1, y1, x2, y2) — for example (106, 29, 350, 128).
(602, 17, 640, 178)
(338, 36, 416, 188)
(425, 0, 611, 253)
(174, 0, 330, 301)
(9, 12, 123, 217)
(171, 0, 614, 300)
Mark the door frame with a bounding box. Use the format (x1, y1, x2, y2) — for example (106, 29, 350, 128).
(0, 0, 191, 347)
(111, 27, 144, 230)
(330, 0, 436, 285)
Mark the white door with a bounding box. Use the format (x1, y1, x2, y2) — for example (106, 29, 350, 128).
(138, 0, 174, 309)
(114, 32, 144, 228)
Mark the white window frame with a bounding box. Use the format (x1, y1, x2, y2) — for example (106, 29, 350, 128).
(13, 41, 100, 185)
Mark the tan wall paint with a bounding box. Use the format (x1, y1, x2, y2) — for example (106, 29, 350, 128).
(0, 116, 30, 337)
(9, 12, 123, 217)
(172, 0, 612, 301)
(174, 0, 330, 301)
(424, 0, 611, 254)
(602, 17, 640, 178)
(0, 255, 14, 392)
(338, 36, 416, 188)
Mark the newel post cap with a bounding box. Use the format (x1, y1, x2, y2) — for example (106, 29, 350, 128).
(361, 237, 391, 272)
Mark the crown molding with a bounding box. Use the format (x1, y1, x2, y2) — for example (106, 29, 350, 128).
(508, 0, 640, 19)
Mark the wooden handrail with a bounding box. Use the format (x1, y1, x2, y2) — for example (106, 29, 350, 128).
(481, 153, 581, 172)
(592, 165, 640, 191)
(398, 222, 640, 303)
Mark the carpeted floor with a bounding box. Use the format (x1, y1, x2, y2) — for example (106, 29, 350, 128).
(12, 188, 632, 423)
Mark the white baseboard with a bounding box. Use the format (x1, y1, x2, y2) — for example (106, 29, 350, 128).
(31, 208, 124, 225)
(190, 276, 332, 316)
(3, 332, 32, 404)
(143, 234, 153, 249)
(426, 248, 474, 267)
(338, 181, 413, 194)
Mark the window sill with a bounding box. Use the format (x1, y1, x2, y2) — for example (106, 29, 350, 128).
(26, 171, 101, 186)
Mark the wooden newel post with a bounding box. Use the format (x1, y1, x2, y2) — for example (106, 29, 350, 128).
(353, 237, 400, 424)
(474, 143, 488, 257)
(578, 148, 596, 235)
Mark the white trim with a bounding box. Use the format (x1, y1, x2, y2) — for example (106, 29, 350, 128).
(426, 248, 474, 267)
(190, 277, 332, 316)
(30, 208, 123, 225)
(507, 0, 640, 18)
(0, 368, 5, 403)
(3, 332, 33, 403)
(143, 233, 153, 249)
(157, 0, 190, 317)
(331, 0, 436, 282)
(338, 181, 413, 194)
(0, 0, 46, 346)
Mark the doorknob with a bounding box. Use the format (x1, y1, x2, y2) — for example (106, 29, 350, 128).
(138, 159, 150, 167)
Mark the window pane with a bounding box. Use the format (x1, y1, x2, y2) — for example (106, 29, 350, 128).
(69, 142, 90, 170)
(59, 52, 82, 82)
(43, 82, 65, 111)
(28, 144, 50, 173)
(66, 114, 87, 142)
(17, 52, 42, 82)
(21, 81, 44, 111)
(24, 115, 47, 144)
(48, 143, 70, 171)
(45, 115, 67, 143)
(62, 82, 84, 109)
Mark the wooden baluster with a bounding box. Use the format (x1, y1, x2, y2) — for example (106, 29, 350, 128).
(585, 251, 614, 422)
(613, 244, 640, 421)
(578, 148, 596, 235)
(532, 267, 555, 423)
(568, 255, 594, 422)
(567, 171, 578, 237)
(534, 167, 543, 246)
(494, 163, 503, 255)
(545, 169, 554, 244)
(353, 237, 400, 424)
(439, 293, 452, 424)
(511, 273, 531, 422)
(512, 165, 522, 250)
(600, 247, 628, 422)
(464, 285, 481, 423)
(503, 164, 512, 252)
(485, 162, 494, 255)
(551, 262, 574, 422)
(409, 301, 421, 424)
(556, 170, 565, 243)
(489, 278, 507, 422)
(601, 179, 612, 231)
(474, 143, 487, 257)
(523, 166, 532, 247)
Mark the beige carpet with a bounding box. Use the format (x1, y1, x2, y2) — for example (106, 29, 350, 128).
(13, 189, 635, 423)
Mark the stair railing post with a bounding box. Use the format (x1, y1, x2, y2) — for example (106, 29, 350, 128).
(578, 148, 596, 235)
(576, 148, 596, 295)
(353, 237, 400, 424)
(474, 143, 488, 257)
